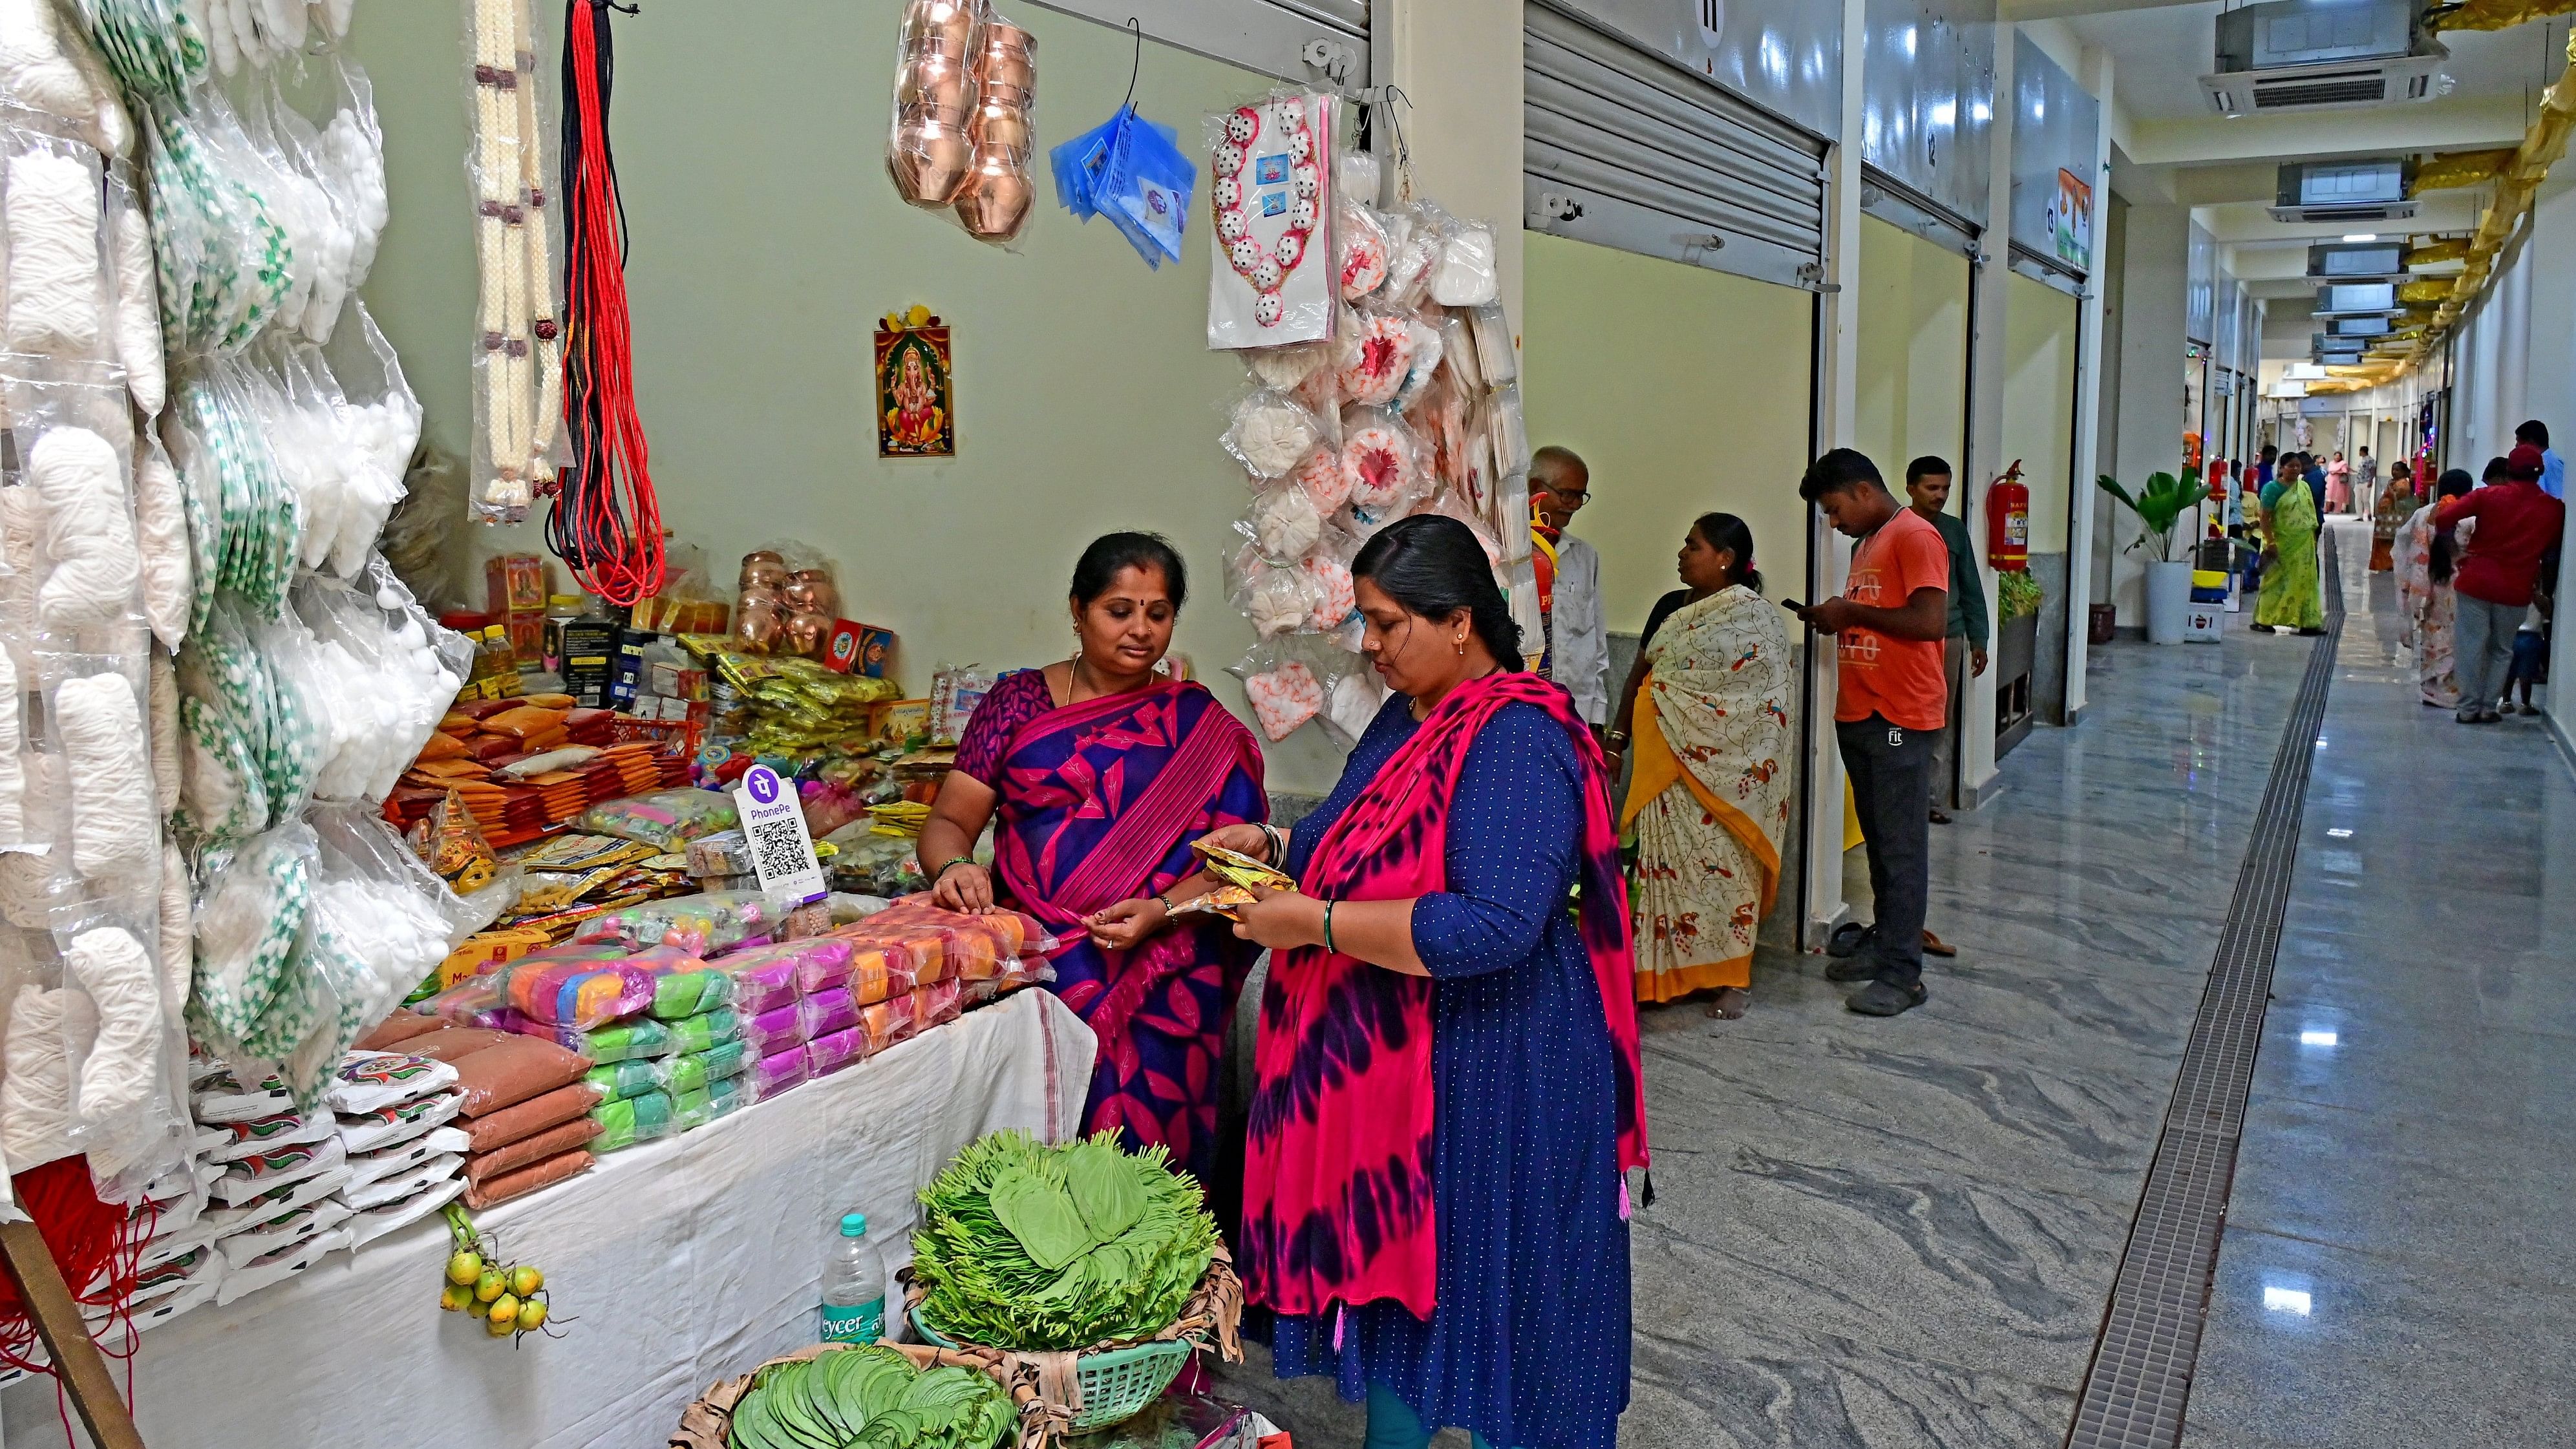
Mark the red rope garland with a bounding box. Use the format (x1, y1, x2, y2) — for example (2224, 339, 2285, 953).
(0, 1158, 154, 1380)
(551, 0, 665, 607)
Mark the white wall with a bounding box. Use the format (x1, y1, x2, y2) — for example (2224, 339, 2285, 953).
(2104, 201, 2190, 625)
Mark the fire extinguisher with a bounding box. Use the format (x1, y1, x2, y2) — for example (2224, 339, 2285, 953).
(1986, 459, 2030, 573)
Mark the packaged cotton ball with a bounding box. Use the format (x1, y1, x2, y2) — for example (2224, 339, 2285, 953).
(1336, 311, 1414, 408)
(1230, 553, 1321, 640)
(1244, 483, 1322, 563)
(1303, 555, 1355, 629)
(55, 673, 156, 881)
(1224, 390, 1324, 480)
(1432, 223, 1499, 307)
(1239, 655, 1323, 742)
(1336, 200, 1389, 302)
(1340, 411, 1427, 522)
(1335, 150, 1381, 207)
(28, 425, 141, 637)
(1243, 342, 1326, 392)
(1295, 444, 1351, 513)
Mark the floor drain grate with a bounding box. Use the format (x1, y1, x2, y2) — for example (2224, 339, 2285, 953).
(2065, 549, 2347, 1449)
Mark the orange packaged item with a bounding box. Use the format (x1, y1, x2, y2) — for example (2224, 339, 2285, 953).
(467, 1116, 604, 1183)
(858, 991, 918, 1053)
(440, 711, 480, 734)
(460, 1083, 603, 1153)
(352, 1010, 444, 1051)
(398, 1027, 520, 1062)
(448, 1037, 593, 1117)
(523, 692, 578, 710)
(465, 1149, 594, 1209)
(417, 734, 471, 762)
(484, 705, 570, 741)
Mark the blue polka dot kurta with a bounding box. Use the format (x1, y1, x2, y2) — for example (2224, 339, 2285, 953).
(1270, 695, 1631, 1449)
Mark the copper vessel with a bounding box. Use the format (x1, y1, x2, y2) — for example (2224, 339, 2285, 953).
(955, 148, 1032, 240)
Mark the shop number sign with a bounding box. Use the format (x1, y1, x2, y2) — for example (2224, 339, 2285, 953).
(734, 764, 825, 905)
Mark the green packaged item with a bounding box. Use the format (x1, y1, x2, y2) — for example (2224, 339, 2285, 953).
(649, 968, 736, 1021)
(576, 1015, 675, 1064)
(672, 1075, 747, 1132)
(590, 1090, 676, 1152)
(582, 1057, 672, 1103)
(664, 1006, 740, 1057)
(668, 1039, 749, 1097)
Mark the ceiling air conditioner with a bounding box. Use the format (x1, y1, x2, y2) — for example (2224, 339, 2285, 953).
(2313, 282, 2397, 315)
(2200, 0, 2448, 118)
(2307, 240, 2407, 282)
(2314, 335, 2370, 359)
(2330, 315, 2392, 337)
(2266, 159, 2417, 222)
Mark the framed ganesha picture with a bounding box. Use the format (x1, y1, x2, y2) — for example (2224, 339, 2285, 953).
(875, 306, 955, 458)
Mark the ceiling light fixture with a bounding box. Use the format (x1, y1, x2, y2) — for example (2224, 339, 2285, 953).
(2343, 233, 2378, 242)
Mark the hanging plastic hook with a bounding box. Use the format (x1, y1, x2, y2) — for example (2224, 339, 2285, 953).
(1119, 17, 1143, 113)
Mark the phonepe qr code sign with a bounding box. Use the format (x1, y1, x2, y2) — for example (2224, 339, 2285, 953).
(732, 764, 826, 904)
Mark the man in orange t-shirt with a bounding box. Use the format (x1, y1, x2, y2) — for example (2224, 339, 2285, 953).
(1794, 449, 1950, 1017)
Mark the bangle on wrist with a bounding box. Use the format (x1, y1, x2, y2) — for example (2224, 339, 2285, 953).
(1322, 899, 1336, 954)
(1153, 891, 1173, 913)
(1259, 823, 1287, 862)
(934, 856, 976, 882)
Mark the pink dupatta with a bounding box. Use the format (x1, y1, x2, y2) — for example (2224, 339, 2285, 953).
(1240, 671, 1649, 1320)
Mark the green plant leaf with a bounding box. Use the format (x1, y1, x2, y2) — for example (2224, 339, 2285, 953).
(1064, 1138, 1146, 1242)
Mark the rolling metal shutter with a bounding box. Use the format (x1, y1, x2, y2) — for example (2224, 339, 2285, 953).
(1025, 0, 1367, 87)
(1522, 1, 1830, 290)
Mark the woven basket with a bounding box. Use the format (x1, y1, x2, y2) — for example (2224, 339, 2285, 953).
(902, 1247, 1246, 1440)
(668, 1341, 1051, 1449)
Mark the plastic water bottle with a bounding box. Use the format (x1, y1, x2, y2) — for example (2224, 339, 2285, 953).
(820, 1212, 887, 1344)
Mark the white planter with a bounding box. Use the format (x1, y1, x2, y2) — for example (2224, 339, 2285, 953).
(2144, 558, 2192, 646)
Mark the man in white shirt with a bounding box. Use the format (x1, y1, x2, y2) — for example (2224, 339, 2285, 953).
(1531, 445, 1610, 732)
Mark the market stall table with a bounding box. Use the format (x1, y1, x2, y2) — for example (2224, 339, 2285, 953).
(0, 991, 1095, 1449)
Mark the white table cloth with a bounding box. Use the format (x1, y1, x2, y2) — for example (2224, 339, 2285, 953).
(0, 989, 1095, 1449)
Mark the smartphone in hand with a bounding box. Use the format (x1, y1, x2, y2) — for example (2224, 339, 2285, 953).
(1778, 598, 1808, 613)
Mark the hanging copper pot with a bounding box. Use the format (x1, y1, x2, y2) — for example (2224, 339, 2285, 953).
(895, 50, 975, 112)
(784, 610, 833, 659)
(966, 98, 1030, 154)
(954, 147, 1032, 240)
(891, 114, 976, 205)
(899, 0, 981, 54)
(738, 551, 787, 591)
(973, 25, 1034, 93)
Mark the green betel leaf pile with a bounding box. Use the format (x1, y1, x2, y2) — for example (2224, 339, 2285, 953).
(913, 1131, 1219, 1351)
(727, 1345, 1016, 1449)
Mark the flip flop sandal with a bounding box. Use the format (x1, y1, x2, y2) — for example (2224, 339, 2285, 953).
(1922, 929, 1957, 958)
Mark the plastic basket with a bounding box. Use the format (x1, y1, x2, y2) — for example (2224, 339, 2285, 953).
(912, 1307, 1193, 1434)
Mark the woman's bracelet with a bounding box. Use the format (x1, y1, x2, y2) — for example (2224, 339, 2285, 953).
(1259, 823, 1288, 862)
(1153, 891, 1173, 913)
(1322, 899, 1336, 954)
(933, 856, 977, 882)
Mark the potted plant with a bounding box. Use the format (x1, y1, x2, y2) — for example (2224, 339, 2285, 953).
(2095, 467, 2213, 645)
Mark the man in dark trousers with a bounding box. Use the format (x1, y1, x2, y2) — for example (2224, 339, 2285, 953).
(1797, 449, 1950, 1017)
(1902, 456, 1990, 827)
(2439, 443, 2565, 723)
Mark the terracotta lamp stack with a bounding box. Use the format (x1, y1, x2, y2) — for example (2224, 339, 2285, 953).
(886, 0, 1036, 244)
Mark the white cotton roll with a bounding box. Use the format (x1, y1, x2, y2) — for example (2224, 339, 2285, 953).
(158, 838, 192, 1017)
(65, 927, 162, 1123)
(56, 673, 154, 880)
(149, 648, 180, 818)
(0, 0, 100, 141)
(0, 984, 94, 1171)
(0, 648, 19, 849)
(111, 198, 164, 414)
(29, 427, 140, 635)
(5, 148, 103, 357)
(134, 444, 189, 650)
(61, 16, 131, 157)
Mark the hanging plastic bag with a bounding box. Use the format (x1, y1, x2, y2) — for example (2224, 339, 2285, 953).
(1222, 389, 1325, 480)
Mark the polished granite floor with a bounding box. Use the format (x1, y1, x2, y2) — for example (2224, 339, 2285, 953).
(2183, 521, 2576, 1449)
(1215, 518, 2569, 1446)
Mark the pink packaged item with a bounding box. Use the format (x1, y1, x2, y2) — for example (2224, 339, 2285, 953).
(741, 1004, 805, 1058)
(916, 977, 964, 1029)
(721, 954, 801, 1017)
(750, 1047, 808, 1102)
(721, 937, 854, 998)
(803, 1027, 867, 1079)
(798, 987, 858, 1040)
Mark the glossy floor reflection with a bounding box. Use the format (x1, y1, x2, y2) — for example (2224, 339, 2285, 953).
(2184, 522, 2576, 1448)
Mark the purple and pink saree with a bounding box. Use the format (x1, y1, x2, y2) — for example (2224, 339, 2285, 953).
(956, 671, 1268, 1176)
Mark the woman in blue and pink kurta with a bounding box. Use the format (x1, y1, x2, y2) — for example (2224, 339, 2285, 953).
(1211, 516, 1648, 1449)
(919, 534, 1266, 1180)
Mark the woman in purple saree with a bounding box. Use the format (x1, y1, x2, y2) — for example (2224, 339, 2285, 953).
(918, 534, 1268, 1178)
